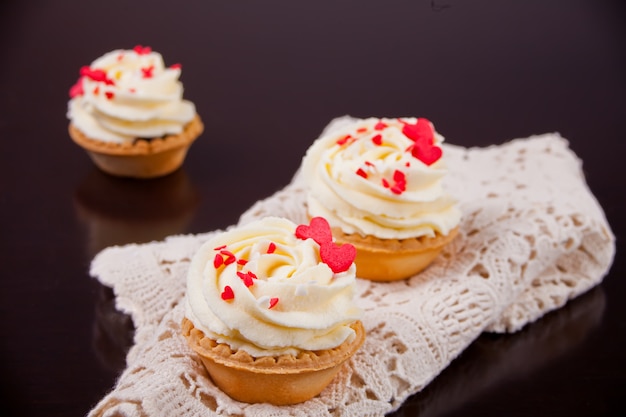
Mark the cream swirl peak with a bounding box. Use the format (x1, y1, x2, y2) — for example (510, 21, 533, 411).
(185, 216, 361, 357)
(302, 117, 461, 240)
(67, 45, 196, 144)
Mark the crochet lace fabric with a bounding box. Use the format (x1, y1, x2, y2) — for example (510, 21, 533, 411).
(88, 118, 615, 417)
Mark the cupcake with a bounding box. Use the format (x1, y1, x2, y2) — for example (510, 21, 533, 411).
(301, 117, 461, 281)
(67, 45, 203, 178)
(182, 216, 364, 405)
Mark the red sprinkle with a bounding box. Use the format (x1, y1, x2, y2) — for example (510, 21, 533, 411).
(382, 178, 390, 188)
(133, 45, 152, 55)
(69, 77, 84, 98)
(80, 66, 115, 85)
(105, 91, 114, 100)
(129, 88, 136, 93)
(356, 168, 368, 179)
(268, 298, 279, 309)
(372, 134, 383, 146)
(336, 134, 353, 146)
(213, 254, 224, 268)
(93, 86, 100, 95)
(356, 127, 368, 133)
(391, 184, 405, 195)
(221, 286, 234, 300)
(393, 169, 406, 183)
(214, 245, 227, 251)
(237, 271, 255, 287)
(117, 53, 125, 62)
(141, 65, 155, 78)
(374, 121, 387, 130)
(237, 259, 248, 265)
(267, 242, 277, 254)
(170, 63, 182, 69)
(220, 250, 236, 265)
(365, 161, 375, 167)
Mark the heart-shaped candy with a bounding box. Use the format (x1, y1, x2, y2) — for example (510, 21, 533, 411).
(221, 285, 234, 300)
(412, 143, 442, 166)
(401, 118, 434, 144)
(320, 242, 356, 273)
(295, 216, 333, 245)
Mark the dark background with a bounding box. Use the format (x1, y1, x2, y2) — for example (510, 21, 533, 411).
(1, 1, 624, 416)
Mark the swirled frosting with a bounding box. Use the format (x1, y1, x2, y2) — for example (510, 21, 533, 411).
(301, 117, 461, 240)
(185, 217, 361, 357)
(67, 45, 196, 144)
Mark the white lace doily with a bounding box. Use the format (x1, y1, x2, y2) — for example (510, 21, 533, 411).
(88, 119, 615, 417)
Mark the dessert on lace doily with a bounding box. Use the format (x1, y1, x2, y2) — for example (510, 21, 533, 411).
(88, 118, 615, 417)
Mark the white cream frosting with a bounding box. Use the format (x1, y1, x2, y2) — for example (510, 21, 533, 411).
(301, 117, 461, 240)
(67, 46, 196, 144)
(185, 217, 362, 357)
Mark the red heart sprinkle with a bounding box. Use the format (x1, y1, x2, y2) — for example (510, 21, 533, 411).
(69, 78, 84, 98)
(220, 250, 236, 265)
(374, 121, 387, 130)
(356, 168, 368, 179)
(80, 66, 115, 85)
(320, 242, 356, 273)
(295, 217, 333, 245)
(412, 144, 442, 166)
(336, 134, 353, 146)
(221, 286, 234, 300)
(141, 65, 154, 78)
(170, 63, 182, 69)
(105, 91, 114, 100)
(237, 272, 255, 287)
(133, 45, 152, 55)
(213, 253, 224, 268)
(372, 134, 383, 145)
(268, 297, 279, 309)
(267, 242, 276, 254)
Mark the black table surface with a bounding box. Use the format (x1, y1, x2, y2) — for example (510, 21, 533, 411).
(1, 1, 625, 416)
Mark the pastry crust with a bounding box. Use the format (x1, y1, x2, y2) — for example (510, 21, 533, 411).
(333, 226, 459, 281)
(181, 317, 365, 405)
(69, 114, 203, 178)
